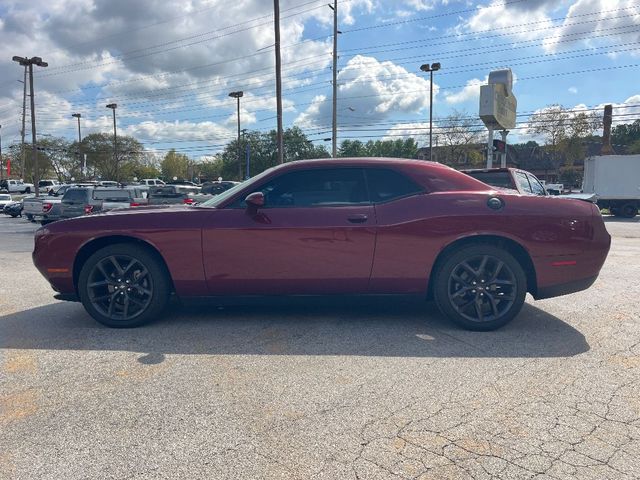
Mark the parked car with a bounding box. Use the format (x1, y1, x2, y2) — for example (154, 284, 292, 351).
(3, 200, 23, 218)
(59, 187, 146, 220)
(23, 184, 91, 222)
(462, 167, 548, 196)
(201, 181, 240, 196)
(33, 158, 610, 330)
(140, 178, 165, 187)
(169, 180, 200, 186)
(0, 179, 34, 194)
(147, 185, 206, 205)
(39, 179, 62, 193)
(0, 193, 13, 210)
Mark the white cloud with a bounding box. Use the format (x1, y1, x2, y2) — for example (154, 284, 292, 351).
(445, 77, 486, 104)
(295, 55, 436, 128)
(568, 86, 578, 94)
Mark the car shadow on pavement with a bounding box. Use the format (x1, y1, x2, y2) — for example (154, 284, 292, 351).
(603, 215, 640, 223)
(0, 299, 589, 359)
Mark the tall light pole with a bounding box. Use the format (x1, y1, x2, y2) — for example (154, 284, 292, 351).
(106, 103, 118, 180)
(71, 113, 83, 177)
(328, 0, 340, 158)
(420, 62, 440, 162)
(273, 0, 284, 164)
(228, 91, 244, 180)
(12, 56, 48, 197)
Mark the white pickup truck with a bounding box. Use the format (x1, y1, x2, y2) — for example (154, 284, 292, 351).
(0, 179, 34, 194)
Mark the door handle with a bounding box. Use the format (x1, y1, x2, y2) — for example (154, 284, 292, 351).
(347, 214, 368, 224)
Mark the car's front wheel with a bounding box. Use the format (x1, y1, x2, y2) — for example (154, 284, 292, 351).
(78, 244, 170, 328)
(433, 244, 527, 331)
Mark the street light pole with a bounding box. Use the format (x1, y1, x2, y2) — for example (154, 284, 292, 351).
(106, 104, 118, 180)
(329, 0, 339, 158)
(71, 113, 83, 177)
(420, 62, 440, 162)
(273, 0, 284, 164)
(12, 56, 48, 197)
(228, 91, 244, 180)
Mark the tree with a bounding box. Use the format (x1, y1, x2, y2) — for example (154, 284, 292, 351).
(161, 149, 190, 180)
(436, 110, 483, 166)
(612, 120, 640, 153)
(81, 133, 144, 181)
(338, 140, 367, 157)
(527, 105, 601, 170)
(217, 127, 329, 180)
(559, 167, 581, 188)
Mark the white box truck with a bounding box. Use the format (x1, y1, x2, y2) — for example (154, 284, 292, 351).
(582, 155, 640, 218)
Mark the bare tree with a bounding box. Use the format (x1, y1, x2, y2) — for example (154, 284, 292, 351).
(527, 105, 601, 169)
(436, 110, 483, 166)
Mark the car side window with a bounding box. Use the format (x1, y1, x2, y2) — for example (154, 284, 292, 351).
(514, 172, 532, 194)
(231, 168, 368, 208)
(365, 168, 423, 203)
(527, 174, 546, 196)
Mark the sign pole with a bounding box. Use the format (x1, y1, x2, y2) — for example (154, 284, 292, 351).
(486, 127, 494, 168)
(501, 130, 508, 168)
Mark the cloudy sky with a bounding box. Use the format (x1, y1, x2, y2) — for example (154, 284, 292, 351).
(0, 0, 639, 157)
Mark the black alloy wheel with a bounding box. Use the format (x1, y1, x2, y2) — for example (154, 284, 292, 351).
(78, 244, 170, 328)
(434, 244, 527, 331)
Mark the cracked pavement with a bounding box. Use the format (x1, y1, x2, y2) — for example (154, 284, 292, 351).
(0, 215, 638, 479)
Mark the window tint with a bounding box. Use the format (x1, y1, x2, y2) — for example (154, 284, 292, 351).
(527, 174, 546, 196)
(92, 190, 131, 200)
(250, 168, 368, 208)
(515, 172, 532, 194)
(63, 189, 88, 202)
(366, 168, 423, 203)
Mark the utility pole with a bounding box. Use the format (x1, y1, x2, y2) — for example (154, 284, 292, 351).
(273, 0, 284, 164)
(329, 0, 338, 158)
(229, 91, 244, 179)
(13, 56, 48, 197)
(0, 124, 3, 181)
(20, 65, 27, 178)
(72, 113, 82, 176)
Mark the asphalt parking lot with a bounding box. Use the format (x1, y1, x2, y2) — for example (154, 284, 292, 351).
(1, 215, 639, 480)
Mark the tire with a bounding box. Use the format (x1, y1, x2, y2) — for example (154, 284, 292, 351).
(24, 187, 31, 194)
(610, 207, 620, 216)
(620, 203, 638, 218)
(26, 214, 34, 221)
(433, 244, 527, 331)
(78, 244, 170, 328)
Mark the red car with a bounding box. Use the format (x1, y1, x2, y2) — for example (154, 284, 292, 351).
(33, 158, 610, 330)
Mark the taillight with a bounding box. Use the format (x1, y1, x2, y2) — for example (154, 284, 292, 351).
(130, 202, 141, 207)
(183, 198, 194, 205)
(42, 202, 53, 213)
(84, 205, 94, 214)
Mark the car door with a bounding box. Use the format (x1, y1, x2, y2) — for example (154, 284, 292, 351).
(202, 167, 376, 295)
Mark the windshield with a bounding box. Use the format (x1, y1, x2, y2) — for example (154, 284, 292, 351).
(464, 171, 514, 189)
(198, 168, 275, 208)
(0, 195, 10, 200)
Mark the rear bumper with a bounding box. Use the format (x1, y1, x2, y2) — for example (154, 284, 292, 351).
(534, 275, 598, 300)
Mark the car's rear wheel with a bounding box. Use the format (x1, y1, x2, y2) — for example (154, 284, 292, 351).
(78, 244, 170, 328)
(433, 244, 527, 331)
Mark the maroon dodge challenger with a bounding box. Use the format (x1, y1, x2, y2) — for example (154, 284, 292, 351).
(33, 158, 610, 330)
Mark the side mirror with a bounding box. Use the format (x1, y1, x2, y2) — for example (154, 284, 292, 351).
(245, 191, 265, 208)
